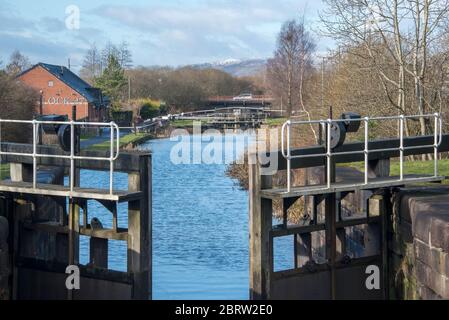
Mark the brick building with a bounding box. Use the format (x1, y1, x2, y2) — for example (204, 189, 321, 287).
(17, 63, 109, 121)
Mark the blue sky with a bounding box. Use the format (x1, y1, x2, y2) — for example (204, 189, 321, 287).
(0, 0, 329, 70)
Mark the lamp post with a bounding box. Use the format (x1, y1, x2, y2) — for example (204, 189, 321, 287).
(39, 90, 43, 115)
(38, 90, 43, 144)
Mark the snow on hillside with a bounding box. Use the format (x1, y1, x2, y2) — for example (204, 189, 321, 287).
(191, 58, 266, 77)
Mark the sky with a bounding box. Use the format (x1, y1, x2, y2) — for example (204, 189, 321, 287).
(0, 0, 329, 71)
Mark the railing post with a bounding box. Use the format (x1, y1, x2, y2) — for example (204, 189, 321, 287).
(32, 120, 37, 189)
(0, 120, 2, 180)
(399, 115, 404, 181)
(70, 119, 74, 193)
(364, 117, 369, 185)
(326, 119, 332, 189)
(109, 122, 114, 195)
(434, 113, 439, 177)
(287, 122, 291, 192)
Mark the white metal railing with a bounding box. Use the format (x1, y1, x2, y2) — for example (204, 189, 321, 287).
(281, 113, 443, 192)
(0, 119, 120, 195)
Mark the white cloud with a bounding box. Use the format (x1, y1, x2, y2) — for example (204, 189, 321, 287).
(90, 0, 323, 65)
(0, 0, 327, 67)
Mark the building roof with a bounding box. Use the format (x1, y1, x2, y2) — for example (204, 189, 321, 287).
(19, 62, 109, 107)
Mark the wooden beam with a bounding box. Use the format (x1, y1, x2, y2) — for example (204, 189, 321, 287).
(264, 134, 449, 171)
(80, 226, 128, 241)
(272, 255, 382, 280)
(0, 180, 143, 202)
(295, 233, 312, 268)
(1, 142, 150, 173)
(260, 175, 444, 200)
(16, 257, 133, 284)
(271, 223, 326, 237)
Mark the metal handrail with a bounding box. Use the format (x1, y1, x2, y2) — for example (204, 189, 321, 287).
(281, 113, 443, 192)
(0, 119, 120, 195)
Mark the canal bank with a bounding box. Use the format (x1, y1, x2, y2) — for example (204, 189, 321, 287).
(86, 132, 155, 150)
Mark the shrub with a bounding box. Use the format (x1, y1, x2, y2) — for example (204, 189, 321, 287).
(0, 71, 37, 143)
(139, 98, 161, 120)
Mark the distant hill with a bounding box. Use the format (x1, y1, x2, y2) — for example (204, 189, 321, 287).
(191, 58, 267, 77)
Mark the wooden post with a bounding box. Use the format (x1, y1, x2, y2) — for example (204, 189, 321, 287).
(10, 163, 32, 182)
(9, 163, 32, 300)
(127, 154, 152, 300)
(383, 190, 392, 300)
(0, 216, 8, 300)
(368, 159, 390, 178)
(336, 194, 346, 260)
(249, 160, 273, 300)
(336, 228, 347, 260)
(368, 158, 390, 300)
(89, 211, 108, 269)
(295, 233, 312, 268)
(369, 194, 389, 299)
(90, 238, 108, 269)
(325, 192, 337, 300)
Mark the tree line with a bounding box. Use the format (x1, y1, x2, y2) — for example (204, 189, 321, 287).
(80, 43, 262, 114)
(126, 66, 261, 113)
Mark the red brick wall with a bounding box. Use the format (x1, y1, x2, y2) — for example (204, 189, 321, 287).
(18, 65, 91, 120)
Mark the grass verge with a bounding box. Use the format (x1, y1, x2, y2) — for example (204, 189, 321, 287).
(341, 159, 449, 184)
(170, 119, 206, 128)
(87, 132, 152, 151)
(264, 117, 287, 127)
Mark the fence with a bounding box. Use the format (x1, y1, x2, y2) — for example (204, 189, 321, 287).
(281, 113, 443, 192)
(0, 119, 120, 195)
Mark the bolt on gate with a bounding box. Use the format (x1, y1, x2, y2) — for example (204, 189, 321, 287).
(249, 113, 448, 300)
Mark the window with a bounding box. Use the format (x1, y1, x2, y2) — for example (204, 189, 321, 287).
(48, 81, 54, 87)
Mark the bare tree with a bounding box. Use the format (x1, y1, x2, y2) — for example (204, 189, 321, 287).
(80, 43, 101, 83)
(297, 17, 317, 139)
(81, 41, 133, 84)
(100, 42, 119, 72)
(321, 0, 449, 139)
(267, 17, 317, 138)
(268, 20, 301, 116)
(99, 41, 133, 70)
(404, 0, 449, 139)
(117, 41, 133, 69)
(5, 50, 31, 77)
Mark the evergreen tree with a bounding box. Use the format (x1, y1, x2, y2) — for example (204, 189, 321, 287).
(94, 54, 127, 109)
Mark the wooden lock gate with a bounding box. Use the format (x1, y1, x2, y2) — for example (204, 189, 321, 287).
(249, 114, 449, 300)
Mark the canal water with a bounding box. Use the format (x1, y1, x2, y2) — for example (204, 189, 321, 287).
(77, 132, 292, 300)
